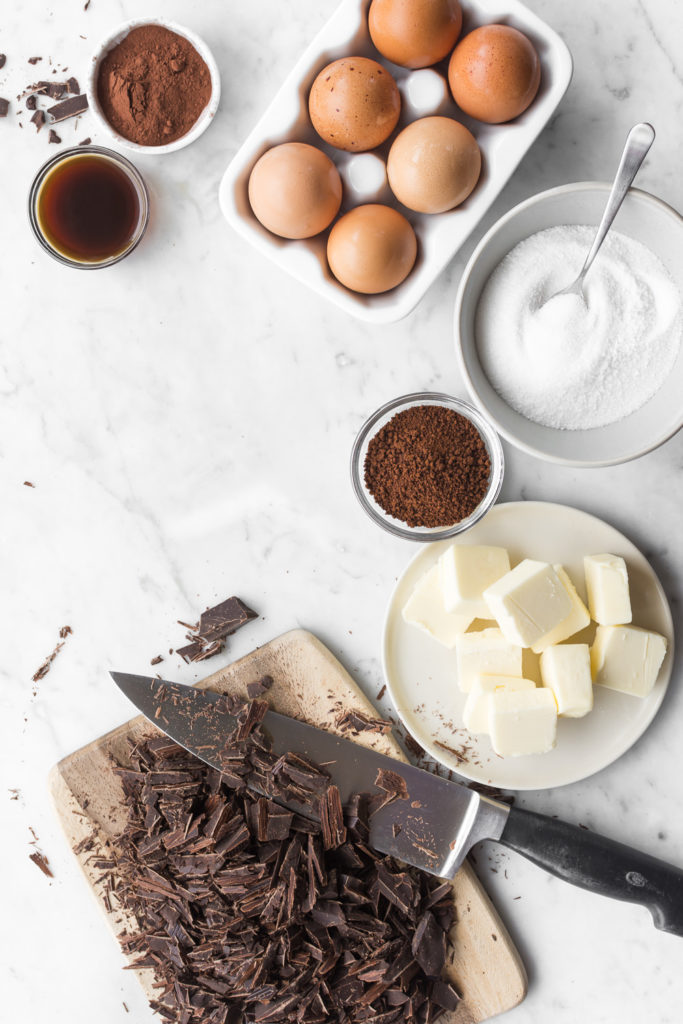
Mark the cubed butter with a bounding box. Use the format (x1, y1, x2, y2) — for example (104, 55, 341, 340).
(584, 554, 632, 626)
(463, 675, 536, 733)
(591, 625, 667, 698)
(439, 544, 510, 618)
(402, 564, 473, 648)
(455, 628, 523, 693)
(489, 688, 558, 757)
(531, 565, 591, 653)
(483, 559, 572, 648)
(539, 644, 593, 717)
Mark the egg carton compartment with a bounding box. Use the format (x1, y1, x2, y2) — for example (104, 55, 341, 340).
(219, 0, 573, 324)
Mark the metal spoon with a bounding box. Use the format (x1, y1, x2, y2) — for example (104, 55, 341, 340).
(549, 122, 655, 301)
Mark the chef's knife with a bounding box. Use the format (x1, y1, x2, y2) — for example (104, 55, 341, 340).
(112, 672, 683, 937)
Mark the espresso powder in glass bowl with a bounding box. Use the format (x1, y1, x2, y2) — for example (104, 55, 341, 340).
(96, 24, 212, 146)
(351, 393, 504, 540)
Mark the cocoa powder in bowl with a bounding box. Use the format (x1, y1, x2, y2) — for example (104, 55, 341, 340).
(363, 404, 491, 528)
(96, 24, 212, 146)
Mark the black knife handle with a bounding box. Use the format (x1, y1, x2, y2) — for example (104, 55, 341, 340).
(498, 806, 683, 937)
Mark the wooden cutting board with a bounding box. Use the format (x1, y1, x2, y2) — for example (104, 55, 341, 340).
(50, 629, 526, 1023)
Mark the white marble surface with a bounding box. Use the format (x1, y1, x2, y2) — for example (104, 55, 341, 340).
(2, 1, 683, 1021)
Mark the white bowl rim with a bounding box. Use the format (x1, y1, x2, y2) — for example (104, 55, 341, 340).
(87, 17, 221, 155)
(454, 181, 683, 467)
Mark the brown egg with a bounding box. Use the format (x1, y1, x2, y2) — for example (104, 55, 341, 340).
(248, 143, 342, 239)
(387, 116, 480, 214)
(309, 57, 401, 152)
(327, 204, 417, 294)
(369, 0, 462, 69)
(448, 25, 541, 123)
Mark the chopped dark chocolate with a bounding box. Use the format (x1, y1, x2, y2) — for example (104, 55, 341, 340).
(47, 81, 66, 99)
(176, 595, 258, 663)
(104, 694, 459, 1024)
(78, 136, 91, 145)
(247, 674, 274, 699)
(336, 710, 393, 735)
(150, 655, 164, 666)
(48, 128, 61, 144)
(46, 92, 88, 122)
(26, 94, 37, 110)
(28, 56, 42, 65)
(66, 76, 80, 94)
(30, 109, 45, 131)
(0, 98, 8, 117)
(375, 768, 409, 803)
(29, 850, 54, 877)
(0, 55, 6, 69)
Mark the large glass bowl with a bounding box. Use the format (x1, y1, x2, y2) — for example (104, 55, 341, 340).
(350, 392, 504, 542)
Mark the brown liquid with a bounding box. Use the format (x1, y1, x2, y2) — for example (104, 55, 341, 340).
(37, 154, 141, 262)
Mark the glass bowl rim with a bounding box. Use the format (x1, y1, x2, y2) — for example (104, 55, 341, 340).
(28, 144, 150, 269)
(350, 391, 505, 542)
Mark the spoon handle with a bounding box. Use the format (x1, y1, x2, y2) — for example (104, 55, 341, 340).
(578, 122, 655, 282)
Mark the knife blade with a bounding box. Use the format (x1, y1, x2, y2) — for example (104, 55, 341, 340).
(111, 671, 683, 936)
(110, 671, 508, 878)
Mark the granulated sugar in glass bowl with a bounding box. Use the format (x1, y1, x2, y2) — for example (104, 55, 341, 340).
(350, 393, 504, 542)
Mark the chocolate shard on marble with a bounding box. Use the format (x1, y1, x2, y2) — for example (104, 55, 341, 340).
(66, 76, 80, 94)
(29, 850, 54, 877)
(0, 98, 8, 117)
(25, 94, 37, 110)
(30, 109, 45, 131)
(28, 56, 42, 65)
(198, 596, 258, 642)
(0, 55, 6, 69)
(47, 81, 66, 99)
(46, 93, 88, 122)
(48, 128, 61, 144)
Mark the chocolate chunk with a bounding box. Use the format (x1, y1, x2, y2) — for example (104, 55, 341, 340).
(247, 674, 274, 698)
(47, 82, 66, 99)
(337, 709, 393, 735)
(48, 128, 61, 144)
(412, 910, 447, 977)
(28, 56, 42, 65)
(150, 655, 163, 666)
(30, 109, 45, 131)
(78, 136, 91, 146)
(26, 94, 37, 110)
(46, 93, 88, 122)
(0, 98, 8, 118)
(0, 55, 6, 69)
(66, 76, 80, 94)
(198, 596, 258, 642)
(375, 767, 409, 803)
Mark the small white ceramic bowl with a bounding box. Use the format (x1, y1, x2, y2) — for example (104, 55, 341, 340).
(455, 183, 683, 466)
(87, 18, 221, 155)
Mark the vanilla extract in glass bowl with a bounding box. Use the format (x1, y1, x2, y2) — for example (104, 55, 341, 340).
(29, 146, 149, 268)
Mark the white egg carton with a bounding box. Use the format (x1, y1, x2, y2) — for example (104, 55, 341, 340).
(219, 0, 573, 324)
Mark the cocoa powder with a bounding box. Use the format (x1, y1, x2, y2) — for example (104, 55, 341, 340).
(96, 25, 212, 146)
(364, 404, 491, 528)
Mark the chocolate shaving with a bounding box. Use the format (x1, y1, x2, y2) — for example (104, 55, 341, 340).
(29, 850, 54, 877)
(150, 655, 164, 666)
(32, 625, 72, 681)
(46, 93, 88, 123)
(103, 694, 459, 1024)
(336, 710, 393, 736)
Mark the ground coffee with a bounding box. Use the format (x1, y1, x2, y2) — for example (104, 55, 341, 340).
(364, 404, 491, 528)
(96, 24, 212, 146)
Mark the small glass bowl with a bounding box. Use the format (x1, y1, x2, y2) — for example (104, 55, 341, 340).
(28, 146, 149, 269)
(350, 392, 504, 542)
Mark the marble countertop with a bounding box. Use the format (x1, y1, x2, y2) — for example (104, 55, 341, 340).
(2, 1, 683, 1021)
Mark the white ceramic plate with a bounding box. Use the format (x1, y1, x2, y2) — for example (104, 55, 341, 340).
(382, 502, 674, 790)
(219, 0, 572, 323)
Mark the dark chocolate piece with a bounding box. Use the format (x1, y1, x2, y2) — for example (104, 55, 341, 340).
(150, 655, 163, 666)
(47, 82, 66, 99)
(247, 674, 274, 699)
(66, 76, 80, 94)
(29, 850, 54, 877)
(28, 56, 42, 65)
(48, 128, 61, 144)
(337, 709, 393, 735)
(78, 136, 91, 145)
(0, 55, 6, 69)
(26, 94, 37, 110)
(46, 93, 88, 122)
(375, 767, 409, 803)
(30, 109, 45, 131)
(198, 596, 258, 642)
(0, 98, 8, 118)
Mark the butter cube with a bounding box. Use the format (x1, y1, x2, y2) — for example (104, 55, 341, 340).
(439, 544, 510, 618)
(584, 554, 632, 625)
(463, 675, 536, 733)
(483, 559, 572, 648)
(489, 688, 558, 757)
(539, 644, 593, 717)
(591, 625, 667, 698)
(402, 564, 473, 648)
(532, 566, 591, 653)
(455, 628, 523, 693)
